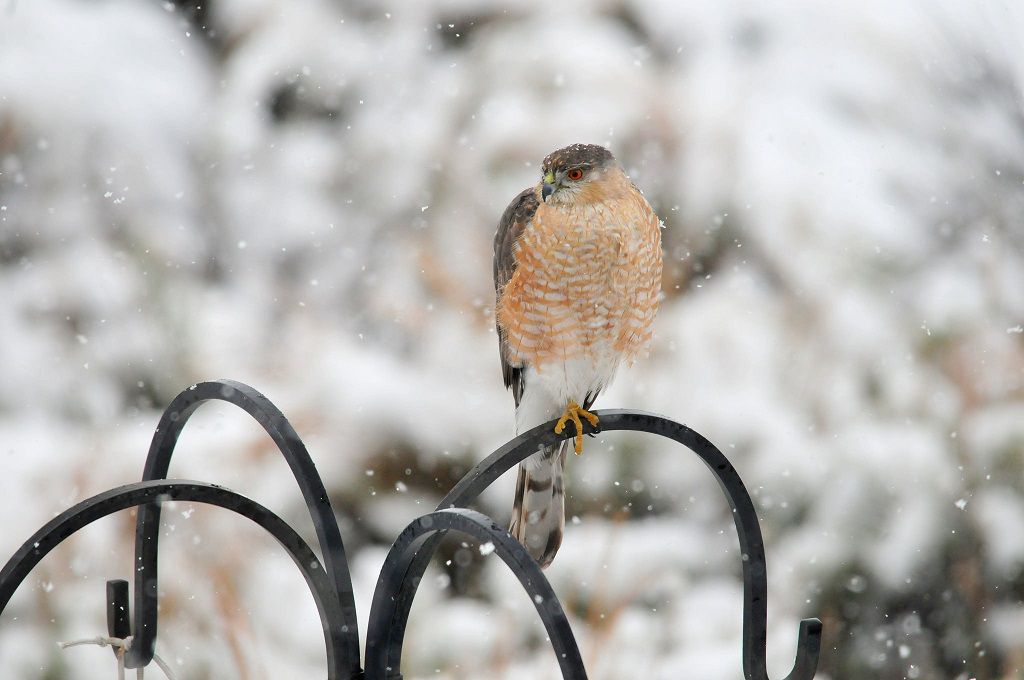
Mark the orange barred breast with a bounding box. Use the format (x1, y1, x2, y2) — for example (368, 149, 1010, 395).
(497, 187, 662, 371)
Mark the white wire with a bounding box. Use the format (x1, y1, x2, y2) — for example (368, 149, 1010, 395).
(58, 635, 178, 680)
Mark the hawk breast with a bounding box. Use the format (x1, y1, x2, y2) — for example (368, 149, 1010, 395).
(497, 192, 661, 371)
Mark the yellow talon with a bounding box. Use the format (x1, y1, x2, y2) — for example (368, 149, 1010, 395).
(554, 400, 600, 455)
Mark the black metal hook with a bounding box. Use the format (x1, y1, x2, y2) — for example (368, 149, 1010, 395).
(0, 380, 820, 680)
(381, 409, 821, 680)
(125, 380, 360, 674)
(365, 508, 587, 680)
(0, 481, 349, 675)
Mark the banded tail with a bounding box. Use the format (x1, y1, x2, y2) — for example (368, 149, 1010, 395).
(510, 440, 570, 568)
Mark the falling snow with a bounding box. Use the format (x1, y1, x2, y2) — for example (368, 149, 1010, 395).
(0, 2, 1023, 680)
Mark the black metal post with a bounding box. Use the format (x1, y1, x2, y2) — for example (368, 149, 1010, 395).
(373, 409, 821, 680)
(105, 579, 131, 656)
(0, 379, 821, 680)
(125, 380, 360, 676)
(0, 480, 349, 676)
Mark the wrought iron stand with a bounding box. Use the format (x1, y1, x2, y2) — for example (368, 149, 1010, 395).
(0, 379, 821, 679)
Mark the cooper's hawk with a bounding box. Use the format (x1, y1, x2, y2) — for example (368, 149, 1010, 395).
(493, 143, 663, 567)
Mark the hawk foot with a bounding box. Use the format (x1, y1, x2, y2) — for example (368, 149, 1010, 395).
(554, 400, 600, 455)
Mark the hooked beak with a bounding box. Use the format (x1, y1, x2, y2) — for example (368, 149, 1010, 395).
(541, 170, 557, 202)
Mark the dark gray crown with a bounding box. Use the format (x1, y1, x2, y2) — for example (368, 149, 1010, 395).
(542, 144, 616, 173)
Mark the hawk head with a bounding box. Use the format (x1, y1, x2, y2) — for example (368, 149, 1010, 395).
(538, 143, 622, 206)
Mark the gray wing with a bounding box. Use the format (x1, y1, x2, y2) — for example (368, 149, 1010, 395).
(493, 187, 539, 407)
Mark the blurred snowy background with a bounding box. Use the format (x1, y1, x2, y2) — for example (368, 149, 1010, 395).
(1, 0, 1023, 678)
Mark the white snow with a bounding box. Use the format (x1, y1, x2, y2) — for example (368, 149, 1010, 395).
(0, 1, 1023, 679)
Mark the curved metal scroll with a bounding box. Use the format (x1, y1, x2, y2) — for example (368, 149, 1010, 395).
(0, 380, 820, 680)
(365, 508, 586, 680)
(0, 481, 347, 675)
(126, 380, 359, 674)
(378, 410, 821, 680)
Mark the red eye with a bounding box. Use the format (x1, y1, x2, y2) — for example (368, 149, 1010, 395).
(567, 168, 584, 181)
